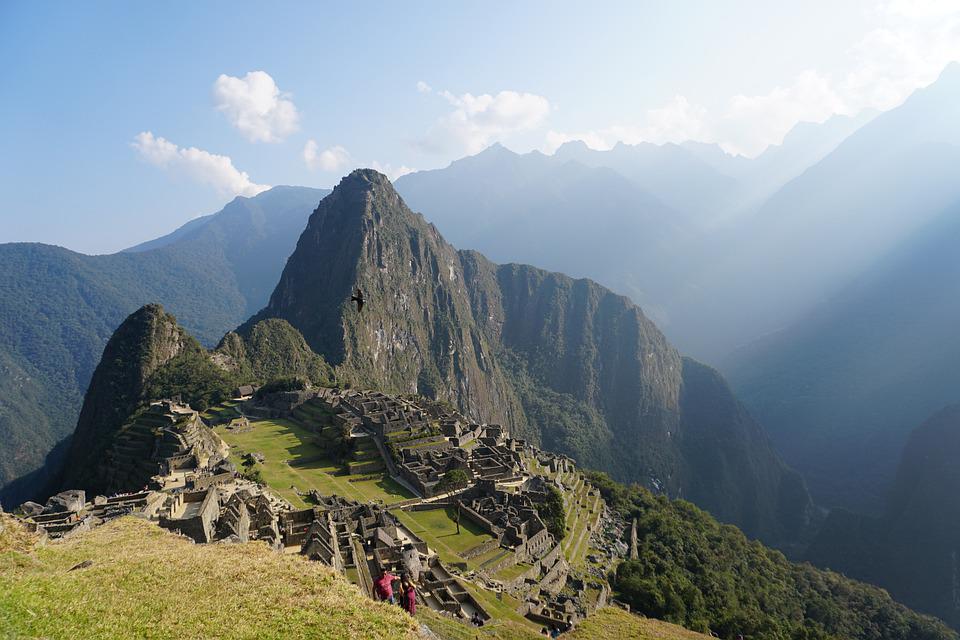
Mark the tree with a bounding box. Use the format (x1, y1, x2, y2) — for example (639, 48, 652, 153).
(437, 468, 470, 494)
(535, 485, 566, 540)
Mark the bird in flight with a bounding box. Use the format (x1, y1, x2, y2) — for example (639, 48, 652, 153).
(351, 288, 365, 313)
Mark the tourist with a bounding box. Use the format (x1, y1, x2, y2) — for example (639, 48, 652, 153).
(471, 611, 484, 627)
(397, 574, 409, 608)
(401, 578, 416, 616)
(374, 570, 396, 604)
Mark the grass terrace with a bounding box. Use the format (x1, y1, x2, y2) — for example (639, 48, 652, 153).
(201, 402, 242, 425)
(215, 417, 413, 508)
(494, 561, 532, 582)
(473, 545, 510, 568)
(562, 476, 603, 567)
(393, 507, 495, 568)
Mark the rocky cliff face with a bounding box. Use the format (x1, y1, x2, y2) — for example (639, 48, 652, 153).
(256, 169, 811, 543)
(59, 304, 195, 495)
(807, 405, 960, 628)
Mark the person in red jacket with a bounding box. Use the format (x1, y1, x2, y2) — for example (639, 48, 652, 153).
(400, 578, 417, 616)
(374, 570, 396, 604)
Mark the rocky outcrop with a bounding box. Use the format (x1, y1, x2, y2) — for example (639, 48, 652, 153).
(254, 169, 811, 543)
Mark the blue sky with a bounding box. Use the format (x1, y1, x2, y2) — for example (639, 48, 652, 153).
(2, 1, 958, 253)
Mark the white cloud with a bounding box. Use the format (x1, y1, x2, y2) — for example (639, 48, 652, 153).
(213, 71, 299, 143)
(371, 161, 416, 181)
(420, 89, 551, 154)
(416, 80, 432, 93)
(882, 0, 960, 19)
(544, 4, 960, 157)
(718, 71, 849, 155)
(303, 140, 352, 172)
(132, 131, 270, 197)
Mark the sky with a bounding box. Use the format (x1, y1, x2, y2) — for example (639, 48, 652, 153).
(2, 0, 959, 254)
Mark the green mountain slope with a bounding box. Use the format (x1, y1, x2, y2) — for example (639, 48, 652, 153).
(589, 472, 956, 640)
(253, 169, 811, 544)
(0, 186, 327, 505)
(806, 405, 960, 629)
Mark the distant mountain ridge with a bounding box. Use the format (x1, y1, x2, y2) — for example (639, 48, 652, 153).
(723, 63, 960, 511)
(253, 169, 812, 544)
(394, 111, 873, 349)
(0, 186, 328, 506)
(679, 62, 960, 360)
(726, 197, 960, 511)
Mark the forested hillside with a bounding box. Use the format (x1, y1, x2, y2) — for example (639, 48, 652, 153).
(588, 472, 955, 640)
(0, 186, 327, 505)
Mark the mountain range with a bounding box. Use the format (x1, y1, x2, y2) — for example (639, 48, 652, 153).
(0, 186, 327, 506)
(393, 110, 875, 352)
(246, 169, 812, 544)
(726, 198, 960, 511)
(6, 63, 960, 555)
(725, 63, 960, 512)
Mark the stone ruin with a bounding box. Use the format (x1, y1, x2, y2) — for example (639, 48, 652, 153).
(300, 388, 526, 498)
(455, 480, 569, 597)
(20, 489, 166, 541)
(96, 399, 228, 495)
(278, 495, 490, 624)
(17, 389, 620, 635)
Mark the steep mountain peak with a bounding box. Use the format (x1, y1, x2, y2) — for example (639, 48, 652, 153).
(553, 139, 592, 156)
(339, 167, 395, 191)
(318, 169, 411, 226)
(59, 303, 198, 495)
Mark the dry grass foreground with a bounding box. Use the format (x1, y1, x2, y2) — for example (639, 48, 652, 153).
(0, 513, 420, 640)
(0, 511, 40, 555)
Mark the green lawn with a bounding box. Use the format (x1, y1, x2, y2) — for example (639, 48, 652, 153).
(459, 580, 540, 634)
(494, 561, 532, 582)
(567, 607, 711, 640)
(420, 608, 542, 640)
(215, 418, 413, 508)
(473, 546, 510, 568)
(393, 507, 494, 567)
